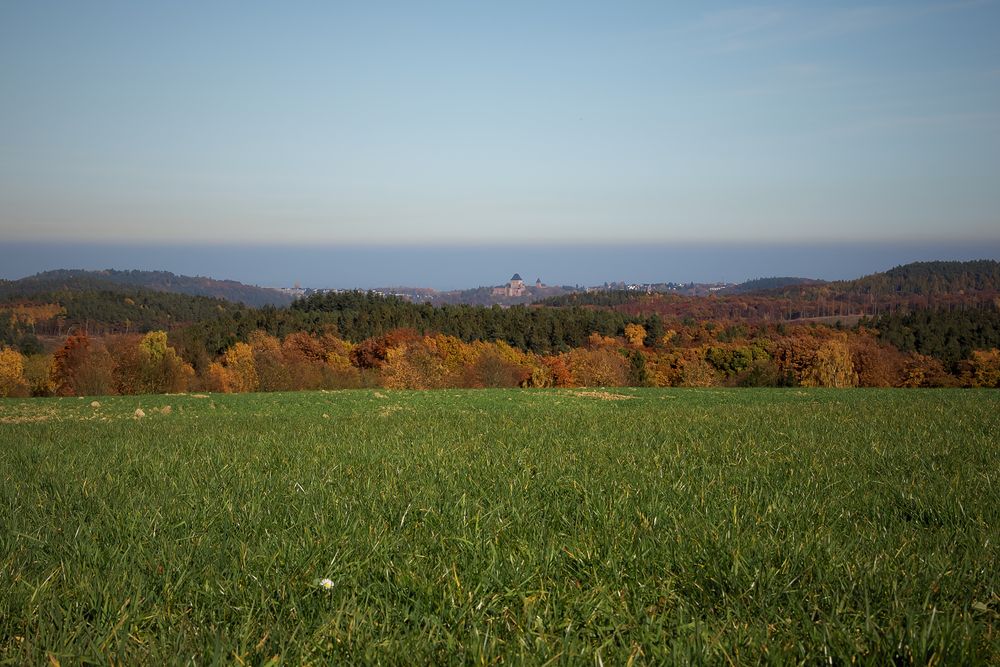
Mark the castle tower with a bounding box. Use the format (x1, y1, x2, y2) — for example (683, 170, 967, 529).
(508, 273, 525, 297)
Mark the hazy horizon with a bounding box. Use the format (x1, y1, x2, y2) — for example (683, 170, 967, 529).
(2, 240, 998, 291)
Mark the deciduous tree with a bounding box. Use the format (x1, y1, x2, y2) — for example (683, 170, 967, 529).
(51, 333, 115, 396)
(969, 348, 1000, 387)
(624, 323, 647, 348)
(208, 342, 259, 393)
(0, 347, 29, 397)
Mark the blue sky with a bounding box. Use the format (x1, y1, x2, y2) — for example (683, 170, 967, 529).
(1, 1, 999, 283)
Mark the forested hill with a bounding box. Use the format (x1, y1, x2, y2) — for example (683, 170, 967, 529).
(280, 290, 659, 353)
(841, 260, 1000, 295)
(0, 277, 246, 345)
(537, 260, 1000, 322)
(11, 269, 293, 307)
(721, 277, 825, 294)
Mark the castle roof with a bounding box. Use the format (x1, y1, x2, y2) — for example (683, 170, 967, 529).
(510, 273, 522, 281)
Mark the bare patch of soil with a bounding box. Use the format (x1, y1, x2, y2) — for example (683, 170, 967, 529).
(571, 390, 635, 401)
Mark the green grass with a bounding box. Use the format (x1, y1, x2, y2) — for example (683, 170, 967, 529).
(1, 388, 998, 664)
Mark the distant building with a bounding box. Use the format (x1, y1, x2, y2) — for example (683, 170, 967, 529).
(492, 273, 528, 297)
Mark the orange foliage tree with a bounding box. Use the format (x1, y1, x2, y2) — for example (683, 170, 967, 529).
(969, 349, 1000, 387)
(849, 331, 906, 387)
(898, 353, 952, 388)
(51, 333, 116, 396)
(563, 347, 628, 387)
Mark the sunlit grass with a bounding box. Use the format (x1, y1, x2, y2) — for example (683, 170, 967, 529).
(1, 389, 997, 663)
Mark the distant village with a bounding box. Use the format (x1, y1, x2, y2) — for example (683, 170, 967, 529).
(275, 273, 734, 305)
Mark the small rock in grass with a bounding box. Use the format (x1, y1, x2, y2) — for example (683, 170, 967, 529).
(90, 401, 101, 408)
(134, 408, 145, 418)
(160, 405, 172, 415)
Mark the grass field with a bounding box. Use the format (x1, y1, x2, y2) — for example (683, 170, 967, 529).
(1, 388, 998, 664)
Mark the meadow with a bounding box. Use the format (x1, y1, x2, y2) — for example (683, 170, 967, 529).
(0, 388, 997, 664)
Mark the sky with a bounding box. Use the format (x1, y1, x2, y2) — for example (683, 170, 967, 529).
(1, 1, 999, 286)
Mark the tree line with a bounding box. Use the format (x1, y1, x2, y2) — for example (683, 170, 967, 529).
(4, 316, 999, 398)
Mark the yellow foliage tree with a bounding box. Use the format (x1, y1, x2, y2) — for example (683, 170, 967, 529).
(0, 347, 29, 397)
(624, 323, 647, 348)
(430, 334, 478, 384)
(323, 339, 361, 388)
(209, 342, 259, 393)
(800, 336, 858, 388)
(137, 331, 194, 393)
(381, 341, 447, 389)
(23, 354, 55, 396)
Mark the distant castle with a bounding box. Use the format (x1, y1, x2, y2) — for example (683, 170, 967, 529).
(492, 273, 543, 298)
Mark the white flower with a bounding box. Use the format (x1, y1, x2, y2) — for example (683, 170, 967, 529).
(318, 578, 334, 590)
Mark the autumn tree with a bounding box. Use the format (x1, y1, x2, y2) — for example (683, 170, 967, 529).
(772, 330, 857, 387)
(321, 333, 362, 389)
(679, 353, 718, 388)
(248, 331, 292, 391)
(381, 338, 447, 389)
(466, 345, 531, 388)
(849, 331, 906, 387)
(51, 333, 115, 396)
(586, 332, 619, 350)
(112, 331, 193, 394)
(624, 323, 647, 348)
(0, 347, 29, 397)
(800, 335, 858, 388)
(969, 348, 1000, 387)
(898, 353, 951, 388)
(542, 356, 572, 387)
(350, 329, 420, 369)
(564, 347, 628, 387)
(22, 354, 55, 396)
(207, 342, 259, 393)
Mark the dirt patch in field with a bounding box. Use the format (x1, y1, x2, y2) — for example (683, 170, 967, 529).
(570, 390, 635, 401)
(0, 414, 52, 424)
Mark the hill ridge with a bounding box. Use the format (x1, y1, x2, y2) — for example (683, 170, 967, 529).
(18, 268, 292, 307)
